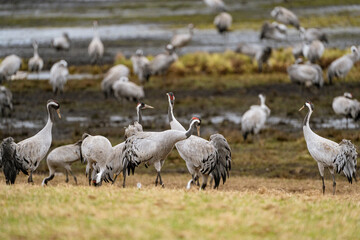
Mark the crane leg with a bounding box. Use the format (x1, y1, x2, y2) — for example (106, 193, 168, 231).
(194, 175, 200, 186)
(68, 170, 77, 185)
(122, 171, 127, 188)
(88, 169, 92, 186)
(209, 175, 213, 188)
(328, 167, 336, 195)
(155, 174, 159, 186)
(321, 176, 325, 195)
(111, 174, 119, 185)
(42, 174, 54, 186)
(156, 171, 164, 188)
(156, 171, 165, 187)
(28, 171, 33, 183)
(346, 118, 349, 129)
(201, 175, 209, 190)
(65, 170, 69, 183)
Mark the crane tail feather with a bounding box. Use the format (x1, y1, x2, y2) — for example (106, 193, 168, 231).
(209, 134, 232, 189)
(333, 139, 357, 183)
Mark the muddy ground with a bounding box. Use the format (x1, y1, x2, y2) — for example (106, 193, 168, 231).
(1, 77, 359, 181)
(1, 0, 360, 182)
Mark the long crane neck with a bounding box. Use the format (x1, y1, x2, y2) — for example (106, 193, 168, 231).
(185, 120, 198, 138)
(38, 104, 54, 136)
(137, 106, 142, 125)
(167, 96, 186, 131)
(302, 106, 316, 141)
(33, 44, 39, 57)
(303, 108, 312, 127)
(168, 98, 175, 123)
(260, 97, 265, 107)
(93, 23, 99, 38)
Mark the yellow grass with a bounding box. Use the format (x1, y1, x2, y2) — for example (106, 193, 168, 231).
(1, 174, 360, 240)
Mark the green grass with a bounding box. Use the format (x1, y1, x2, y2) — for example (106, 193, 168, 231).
(2, 0, 360, 29)
(1, 175, 360, 239)
(113, 48, 358, 77)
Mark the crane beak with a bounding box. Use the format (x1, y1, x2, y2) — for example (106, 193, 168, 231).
(298, 105, 305, 112)
(196, 125, 200, 137)
(144, 104, 154, 109)
(56, 109, 61, 118)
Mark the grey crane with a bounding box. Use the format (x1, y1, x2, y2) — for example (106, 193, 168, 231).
(292, 43, 304, 59)
(52, 32, 70, 51)
(299, 27, 328, 43)
(88, 21, 104, 64)
(42, 140, 83, 186)
(203, 0, 227, 12)
(0, 86, 13, 116)
(236, 43, 272, 72)
(299, 101, 357, 195)
(0, 100, 61, 184)
(130, 49, 150, 83)
(122, 117, 201, 188)
(167, 92, 231, 190)
(112, 76, 145, 102)
(101, 64, 130, 98)
(171, 24, 194, 49)
(101, 103, 154, 184)
(148, 44, 178, 81)
(260, 21, 287, 41)
(81, 133, 113, 186)
(271, 6, 300, 29)
(287, 58, 324, 88)
(49, 60, 69, 94)
(214, 12, 232, 34)
(81, 102, 153, 186)
(28, 41, 44, 72)
(327, 46, 359, 84)
(0, 54, 22, 83)
(302, 40, 325, 63)
(241, 94, 270, 141)
(332, 92, 360, 128)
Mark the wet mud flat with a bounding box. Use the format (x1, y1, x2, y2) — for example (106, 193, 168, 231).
(2, 77, 360, 141)
(0, 77, 359, 179)
(2, 25, 360, 67)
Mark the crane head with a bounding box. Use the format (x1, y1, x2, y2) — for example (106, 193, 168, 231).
(344, 92, 353, 99)
(137, 102, 154, 110)
(59, 60, 68, 68)
(271, 7, 280, 18)
(166, 92, 175, 105)
(166, 44, 174, 53)
(135, 49, 143, 56)
(47, 99, 61, 119)
(299, 101, 314, 112)
(190, 116, 201, 136)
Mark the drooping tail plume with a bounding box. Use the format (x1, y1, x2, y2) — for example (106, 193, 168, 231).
(334, 139, 357, 183)
(209, 134, 232, 189)
(1, 137, 28, 184)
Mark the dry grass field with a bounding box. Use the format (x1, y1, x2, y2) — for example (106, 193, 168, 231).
(1, 174, 360, 240)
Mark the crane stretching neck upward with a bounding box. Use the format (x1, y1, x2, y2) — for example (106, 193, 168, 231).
(301, 102, 318, 141)
(167, 93, 186, 131)
(33, 44, 39, 57)
(93, 21, 99, 38)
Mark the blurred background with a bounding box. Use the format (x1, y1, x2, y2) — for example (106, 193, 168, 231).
(0, 0, 359, 179)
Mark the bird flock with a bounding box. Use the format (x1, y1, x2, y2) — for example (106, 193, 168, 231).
(0, 1, 359, 194)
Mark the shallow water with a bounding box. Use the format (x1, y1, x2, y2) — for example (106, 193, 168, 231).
(2, 1, 360, 64)
(1, 112, 356, 131)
